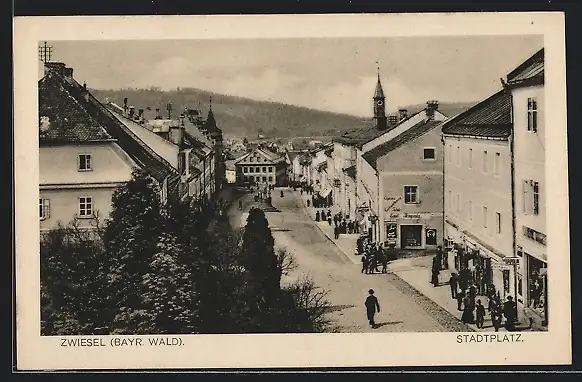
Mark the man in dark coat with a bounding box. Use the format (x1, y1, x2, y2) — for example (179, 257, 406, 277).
(503, 296, 517, 331)
(365, 289, 381, 328)
(333, 225, 340, 240)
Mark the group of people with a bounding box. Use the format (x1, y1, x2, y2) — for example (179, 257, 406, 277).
(332, 213, 360, 239)
(360, 243, 395, 275)
(315, 209, 332, 224)
(448, 271, 518, 331)
(430, 246, 449, 286)
(291, 181, 313, 195)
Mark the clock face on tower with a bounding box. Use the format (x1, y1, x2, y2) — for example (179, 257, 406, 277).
(376, 100, 384, 107)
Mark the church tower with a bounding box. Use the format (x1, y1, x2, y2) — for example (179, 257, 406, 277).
(205, 97, 225, 192)
(373, 71, 388, 131)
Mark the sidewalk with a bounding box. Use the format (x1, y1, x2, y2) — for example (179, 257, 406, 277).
(292, 189, 531, 333)
(293, 189, 360, 265)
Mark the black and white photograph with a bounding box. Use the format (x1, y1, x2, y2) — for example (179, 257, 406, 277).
(14, 13, 570, 369)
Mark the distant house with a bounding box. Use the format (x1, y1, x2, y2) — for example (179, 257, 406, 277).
(225, 160, 236, 184)
(234, 147, 287, 186)
(285, 151, 304, 182)
(39, 62, 178, 231)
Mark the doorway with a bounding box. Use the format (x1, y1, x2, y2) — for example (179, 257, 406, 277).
(400, 224, 423, 249)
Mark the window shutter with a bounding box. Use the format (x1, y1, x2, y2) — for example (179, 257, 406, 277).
(45, 199, 50, 218)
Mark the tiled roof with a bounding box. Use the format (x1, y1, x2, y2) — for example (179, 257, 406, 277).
(362, 120, 442, 170)
(333, 110, 426, 148)
(507, 48, 544, 85)
(39, 72, 114, 143)
(441, 90, 512, 138)
(40, 67, 176, 182)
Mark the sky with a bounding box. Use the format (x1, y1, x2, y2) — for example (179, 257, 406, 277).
(42, 36, 543, 117)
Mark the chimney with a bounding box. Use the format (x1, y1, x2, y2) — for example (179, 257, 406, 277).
(155, 108, 161, 120)
(138, 109, 144, 119)
(398, 108, 408, 121)
(64, 67, 74, 81)
(82, 87, 90, 102)
(129, 106, 135, 119)
(426, 100, 439, 120)
(169, 121, 184, 146)
(44, 62, 66, 77)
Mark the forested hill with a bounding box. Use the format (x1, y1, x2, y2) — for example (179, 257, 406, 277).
(90, 87, 476, 139)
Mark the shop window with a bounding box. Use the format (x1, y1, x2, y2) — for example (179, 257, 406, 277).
(527, 255, 547, 318)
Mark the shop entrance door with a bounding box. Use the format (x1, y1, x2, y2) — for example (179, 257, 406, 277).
(400, 225, 423, 249)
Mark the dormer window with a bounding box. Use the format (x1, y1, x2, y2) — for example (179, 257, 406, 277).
(78, 154, 92, 171)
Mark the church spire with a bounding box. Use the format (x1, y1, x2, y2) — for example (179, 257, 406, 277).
(373, 62, 387, 130)
(204, 96, 218, 133)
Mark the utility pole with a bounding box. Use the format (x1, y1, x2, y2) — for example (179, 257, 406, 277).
(38, 41, 53, 63)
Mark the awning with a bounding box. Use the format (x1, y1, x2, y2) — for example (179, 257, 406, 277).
(320, 188, 332, 198)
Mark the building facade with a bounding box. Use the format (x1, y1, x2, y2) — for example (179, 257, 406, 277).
(442, 89, 516, 304)
(39, 62, 176, 231)
(508, 48, 547, 329)
(362, 107, 445, 250)
(234, 147, 288, 186)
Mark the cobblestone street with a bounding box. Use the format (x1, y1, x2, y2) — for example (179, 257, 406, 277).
(231, 187, 473, 333)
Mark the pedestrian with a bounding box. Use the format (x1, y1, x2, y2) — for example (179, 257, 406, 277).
(334, 225, 340, 240)
(365, 289, 381, 328)
(475, 299, 485, 329)
(503, 296, 517, 331)
(449, 272, 458, 299)
(369, 254, 377, 274)
(457, 289, 465, 311)
(327, 215, 332, 226)
(381, 251, 388, 274)
(490, 302, 502, 332)
(431, 267, 439, 287)
(306, 199, 310, 207)
(315, 210, 320, 222)
(461, 294, 474, 324)
(361, 255, 369, 274)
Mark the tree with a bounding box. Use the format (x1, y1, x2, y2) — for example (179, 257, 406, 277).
(103, 168, 166, 333)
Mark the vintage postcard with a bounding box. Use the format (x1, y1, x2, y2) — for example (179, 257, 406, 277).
(13, 13, 570, 370)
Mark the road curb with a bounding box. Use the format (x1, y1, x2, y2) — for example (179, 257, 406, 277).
(291, 190, 360, 265)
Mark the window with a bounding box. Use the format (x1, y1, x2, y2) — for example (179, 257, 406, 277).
(483, 206, 488, 228)
(494, 152, 501, 176)
(269, 166, 273, 172)
(448, 145, 452, 163)
(243, 166, 248, 173)
(268, 176, 273, 182)
(404, 186, 418, 204)
(262, 166, 267, 172)
(469, 148, 473, 169)
(250, 157, 254, 162)
(527, 97, 538, 133)
(496, 212, 501, 234)
(255, 176, 259, 182)
(448, 190, 452, 210)
(423, 148, 436, 160)
(255, 167, 260, 173)
(482, 150, 488, 173)
(456, 146, 461, 166)
(79, 197, 93, 217)
(468, 200, 473, 221)
(456, 193, 460, 214)
(249, 167, 254, 173)
(78, 154, 92, 171)
(39, 198, 50, 220)
(524, 180, 541, 215)
(533, 181, 540, 215)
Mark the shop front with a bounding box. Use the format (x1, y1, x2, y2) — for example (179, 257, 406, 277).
(523, 251, 548, 328)
(384, 212, 442, 250)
